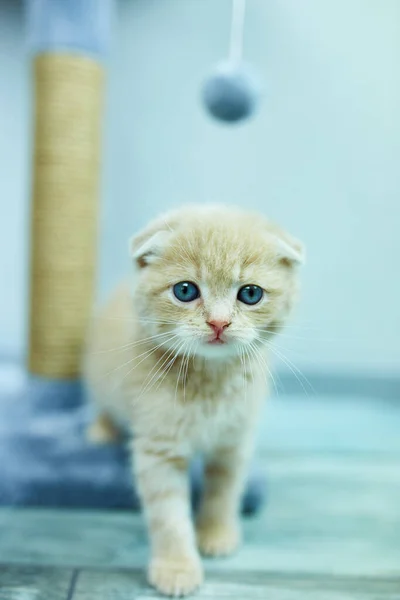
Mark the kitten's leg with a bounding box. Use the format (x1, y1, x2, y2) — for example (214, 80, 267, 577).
(196, 443, 252, 557)
(134, 441, 203, 597)
(86, 412, 121, 444)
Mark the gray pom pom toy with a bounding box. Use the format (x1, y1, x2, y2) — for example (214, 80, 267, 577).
(202, 0, 262, 124)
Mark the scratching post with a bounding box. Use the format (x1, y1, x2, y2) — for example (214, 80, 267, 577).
(27, 1, 112, 378)
(29, 55, 103, 377)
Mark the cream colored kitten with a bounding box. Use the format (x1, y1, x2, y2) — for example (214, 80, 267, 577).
(83, 205, 304, 597)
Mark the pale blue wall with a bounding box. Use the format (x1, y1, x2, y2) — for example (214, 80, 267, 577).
(1, 0, 399, 375)
(0, 1, 30, 361)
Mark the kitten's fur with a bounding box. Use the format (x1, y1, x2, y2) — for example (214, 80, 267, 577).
(83, 205, 304, 596)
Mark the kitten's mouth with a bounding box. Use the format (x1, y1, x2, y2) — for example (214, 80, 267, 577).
(208, 338, 226, 345)
(207, 332, 228, 345)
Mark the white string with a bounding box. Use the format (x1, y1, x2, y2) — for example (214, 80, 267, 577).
(229, 0, 247, 62)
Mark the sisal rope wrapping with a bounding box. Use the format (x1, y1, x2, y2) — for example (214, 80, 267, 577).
(28, 54, 103, 378)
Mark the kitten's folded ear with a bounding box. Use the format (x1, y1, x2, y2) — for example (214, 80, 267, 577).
(129, 216, 175, 268)
(270, 228, 305, 267)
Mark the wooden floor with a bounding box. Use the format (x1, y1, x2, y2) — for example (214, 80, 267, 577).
(1, 395, 400, 599)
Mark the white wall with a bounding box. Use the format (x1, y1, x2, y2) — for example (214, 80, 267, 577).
(0, 0, 30, 361)
(1, 0, 399, 375)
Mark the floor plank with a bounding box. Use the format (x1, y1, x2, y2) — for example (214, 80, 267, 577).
(0, 566, 72, 600)
(73, 569, 400, 600)
(1, 566, 399, 600)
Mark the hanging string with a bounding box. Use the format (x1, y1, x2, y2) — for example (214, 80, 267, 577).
(229, 0, 247, 63)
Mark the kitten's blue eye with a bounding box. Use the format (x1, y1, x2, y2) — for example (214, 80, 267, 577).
(173, 281, 200, 303)
(237, 285, 263, 306)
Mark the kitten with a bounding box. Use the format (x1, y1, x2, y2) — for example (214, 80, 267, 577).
(83, 204, 304, 597)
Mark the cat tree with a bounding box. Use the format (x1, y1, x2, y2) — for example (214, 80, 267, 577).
(0, 0, 139, 508)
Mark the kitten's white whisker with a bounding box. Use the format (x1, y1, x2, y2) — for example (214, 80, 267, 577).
(249, 340, 279, 398)
(111, 335, 179, 389)
(101, 316, 170, 325)
(255, 341, 283, 396)
(270, 363, 284, 394)
(175, 341, 189, 406)
(256, 324, 346, 343)
(270, 322, 327, 329)
(181, 347, 190, 404)
(263, 341, 314, 396)
(100, 316, 181, 327)
(182, 338, 196, 403)
(139, 319, 189, 328)
(239, 346, 248, 404)
(110, 337, 173, 375)
(92, 331, 174, 355)
(137, 338, 183, 399)
(270, 344, 314, 393)
(140, 318, 181, 324)
(261, 328, 352, 343)
(100, 316, 138, 322)
(154, 341, 185, 393)
(140, 344, 179, 395)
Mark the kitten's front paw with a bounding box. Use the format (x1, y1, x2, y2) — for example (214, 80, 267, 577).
(148, 555, 203, 597)
(196, 520, 241, 557)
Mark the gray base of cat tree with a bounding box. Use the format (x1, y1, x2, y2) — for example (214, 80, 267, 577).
(0, 364, 266, 513)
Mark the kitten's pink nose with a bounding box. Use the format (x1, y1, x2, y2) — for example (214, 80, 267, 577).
(207, 320, 231, 337)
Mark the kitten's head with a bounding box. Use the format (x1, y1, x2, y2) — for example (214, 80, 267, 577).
(130, 205, 304, 361)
